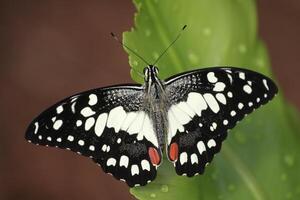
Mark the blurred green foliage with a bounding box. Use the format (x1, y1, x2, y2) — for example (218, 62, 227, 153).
(123, 0, 300, 199)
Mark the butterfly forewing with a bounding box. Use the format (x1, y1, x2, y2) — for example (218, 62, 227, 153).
(25, 85, 161, 187)
(164, 67, 278, 176)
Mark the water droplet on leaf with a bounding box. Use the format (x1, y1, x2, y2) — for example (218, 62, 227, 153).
(284, 154, 295, 167)
(281, 173, 287, 181)
(227, 184, 236, 191)
(132, 60, 139, 66)
(161, 185, 169, 192)
(145, 29, 151, 37)
(203, 27, 211, 36)
(188, 52, 199, 64)
(238, 44, 247, 53)
(150, 193, 156, 198)
(153, 52, 159, 59)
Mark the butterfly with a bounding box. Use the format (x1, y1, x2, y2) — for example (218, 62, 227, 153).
(25, 65, 278, 187)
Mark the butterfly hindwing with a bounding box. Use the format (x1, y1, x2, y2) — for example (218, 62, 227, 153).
(164, 67, 278, 176)
(25, 85, 161, 187)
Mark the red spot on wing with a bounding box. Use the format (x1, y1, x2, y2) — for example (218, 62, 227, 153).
(169, 143, 179, 161)
(148, 147, 161, 165)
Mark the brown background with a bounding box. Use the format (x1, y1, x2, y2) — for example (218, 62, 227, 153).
(0, 0, 299, 200)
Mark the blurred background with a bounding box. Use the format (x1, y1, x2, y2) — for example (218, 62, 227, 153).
(0, 0, 299, 199)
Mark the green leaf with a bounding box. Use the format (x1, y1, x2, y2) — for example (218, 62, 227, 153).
(123, 0, 300, 199)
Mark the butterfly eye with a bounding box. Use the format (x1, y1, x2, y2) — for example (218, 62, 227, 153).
(143, 67, 149, 75)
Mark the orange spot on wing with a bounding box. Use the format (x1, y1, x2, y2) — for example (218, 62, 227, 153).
(169, 143, 179, 161)
(148, 147, 161, 165)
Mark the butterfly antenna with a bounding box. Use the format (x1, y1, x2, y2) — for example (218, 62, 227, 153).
(152, 25, 187, 66)
(110, 32, 150, 67)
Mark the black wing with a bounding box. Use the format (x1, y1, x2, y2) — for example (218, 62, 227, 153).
(25, 84, 161, 187)
(164, 67, 278, 176)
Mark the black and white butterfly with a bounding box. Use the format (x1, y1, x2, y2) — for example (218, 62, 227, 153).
(25, 65, 277, 187)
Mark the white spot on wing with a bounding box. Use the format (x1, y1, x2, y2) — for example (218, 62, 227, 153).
(117, 138, 121, 144)
(89, 145, 95, 151)
(263, 79, 269, 90)
(102, 144, 107, 151)
(212, 122, 217, 129)
(191, 153, 198, 164)
(88, 94, 98, 106)
(238, 103, 244, 109)
(76, 120, 82, 127)
(78, 140, 85, 146)
(239, 72, 245, 80)
(243, 85, 252, 94)
(107, 158, 116, 166)
(187, 92, 207, 116)
(70, 96, 78, 103)
(197, 141, 206, 154)
(120, 155, 129, 168)
(227, 73, 233, 83)
(227, 91, 233, 98)
(71, 102, 76, 113)
(230, 110, 236, 116)
(131, 165, 139, 176)
(85, 117, 95, 131)
(106, 145, 110, 152)
(56, 105, 63, 114)
(67, 135, 74, 141)
(34, 122, 39, 134)
(207, 72, 218, 83)
(216, 93, 227, 105)
(213, 82, 226, 92)
(203, 93, 220, 113)
(53, 120, 63, 130)
(95, 113, 108, 137)
(141, 160, 151, 171)
(81, 107, 95, 117)
(107, 106, 127, 133)
(180, 152, 188, 165)
(207, 139, 216, 148)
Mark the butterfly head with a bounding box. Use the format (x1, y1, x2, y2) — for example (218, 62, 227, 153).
(144, 65, 159, 83)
